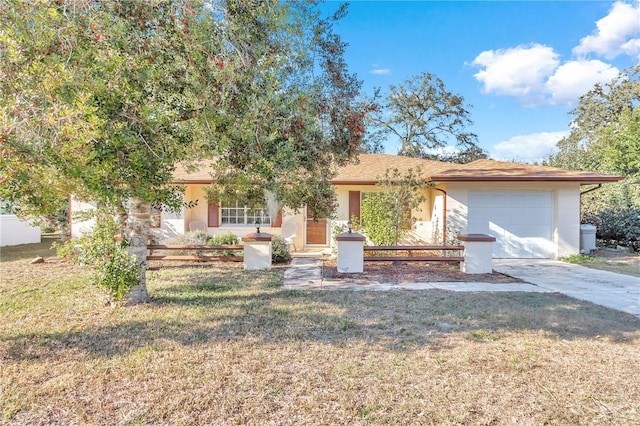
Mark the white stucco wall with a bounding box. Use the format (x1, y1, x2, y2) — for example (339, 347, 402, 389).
(554, 186, 581, 258)
(429, 190, 446, 244)
(0, 215, 41, 247)
(179, 184, 289, 243)
(70, 199, 98, 239)
(444, 182, 582, 259)
(149, 207, 185, 241)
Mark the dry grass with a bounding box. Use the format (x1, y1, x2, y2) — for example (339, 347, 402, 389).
(1, 249, 639, 425)
(571, 249, 640, 277)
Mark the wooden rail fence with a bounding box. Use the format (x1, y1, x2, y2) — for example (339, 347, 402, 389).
(363, 245, 464, 263)
(147, 244, 244, 262)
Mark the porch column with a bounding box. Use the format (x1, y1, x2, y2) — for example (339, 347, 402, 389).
(458, 233, 496, 274)
(335, 232, 366, 273)
(242, 232, 272, 271)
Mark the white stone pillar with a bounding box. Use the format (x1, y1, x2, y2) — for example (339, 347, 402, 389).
(242, 232, 272, 271)
(335, 232, 366, 273)
(458, 234, 496, 274)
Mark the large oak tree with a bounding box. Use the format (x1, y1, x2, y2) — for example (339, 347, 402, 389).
(363, 72, 486, 163)
(0, 0, 366, 303)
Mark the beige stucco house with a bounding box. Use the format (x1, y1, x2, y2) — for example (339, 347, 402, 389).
(70, 153, 622, 259)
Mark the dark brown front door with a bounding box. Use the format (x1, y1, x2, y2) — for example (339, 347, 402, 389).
(306, 208, 327, 245)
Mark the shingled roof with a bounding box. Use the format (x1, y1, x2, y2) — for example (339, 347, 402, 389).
(332, 154, 623, 184)
(433, 158, 623, 183)
(171, 154, 623, 185)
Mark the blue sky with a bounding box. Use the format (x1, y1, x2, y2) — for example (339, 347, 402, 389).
(321, 0, 640, 163)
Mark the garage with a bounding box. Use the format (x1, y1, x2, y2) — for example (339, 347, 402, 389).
(467, 190, 553, 258)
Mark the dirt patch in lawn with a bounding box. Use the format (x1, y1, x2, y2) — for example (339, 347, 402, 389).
(581, 249, 640, 277)
(592, 248, 640, 264)
(322, 258, 523, 284)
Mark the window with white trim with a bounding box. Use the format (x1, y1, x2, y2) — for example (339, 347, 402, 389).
(220, 201, 271, 226)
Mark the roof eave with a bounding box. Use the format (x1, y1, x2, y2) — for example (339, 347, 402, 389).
(432, 176, 625, 183)
(171, 179, 213, 184)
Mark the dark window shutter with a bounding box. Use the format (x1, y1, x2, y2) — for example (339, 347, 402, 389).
(208, 203, 219, 228)
(271, 209, 283, 227)
(348, 191, 361, 221)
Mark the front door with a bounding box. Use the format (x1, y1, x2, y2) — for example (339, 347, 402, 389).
(306, 208, 328, 245)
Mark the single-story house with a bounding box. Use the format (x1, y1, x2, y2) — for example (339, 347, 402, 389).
(70, 153, 623, 259)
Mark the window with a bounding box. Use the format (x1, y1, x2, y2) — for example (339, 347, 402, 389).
(220, 201, 271, 226)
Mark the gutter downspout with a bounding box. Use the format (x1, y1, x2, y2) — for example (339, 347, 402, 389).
(580, 184, 603, 218)
(580, 184, 602, 197)
(433, 187, 447, 244)
(578, 184, 604, 231)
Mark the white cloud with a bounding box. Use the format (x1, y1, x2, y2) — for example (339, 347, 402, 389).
(490, 131, 569, 163)
(472, 44, 559, 99)
(471, 2, 639, 106)
(370, 68, 391, 75)
(573, 0, 640, 59)
(545, 60, 619, 105)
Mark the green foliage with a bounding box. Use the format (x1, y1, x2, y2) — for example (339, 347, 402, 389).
(207, 231, 240, 256)
(361, 192, 397, 246)
(1, 1, 366, 299)
(1, 0, 366, 223)
(55, 212, 140, 302)
(546, 64, 640, 172)
(561, 254, 603, 264)
(208, 231, 239, 246)
(365, 72, 485, 162)
(544, 65, 640, 248)
(271, 235, 292, 264)
(581, 180, 640, 250)
(360, 168, 430, 245)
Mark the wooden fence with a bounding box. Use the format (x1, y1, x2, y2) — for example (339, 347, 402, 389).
(147, 244, 244, 262)
(363, 245, 464, 263)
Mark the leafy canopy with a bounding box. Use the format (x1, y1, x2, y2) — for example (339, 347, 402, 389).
(0, 0, 366, 221)
(362, 72, 486, 163)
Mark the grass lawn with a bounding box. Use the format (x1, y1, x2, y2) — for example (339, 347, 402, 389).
(562, 250, 640, 277)
(1, 244, 639, 424)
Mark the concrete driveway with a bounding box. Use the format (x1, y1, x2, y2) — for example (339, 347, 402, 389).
(494, 259, 640, 318)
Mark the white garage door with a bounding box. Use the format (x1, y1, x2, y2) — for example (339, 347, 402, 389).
(468, 191, 553, 258)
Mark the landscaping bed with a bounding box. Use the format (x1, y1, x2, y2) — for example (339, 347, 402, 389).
(322, 258, 523, 284)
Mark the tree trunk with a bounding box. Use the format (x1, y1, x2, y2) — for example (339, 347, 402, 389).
(124, 196, 151, 304)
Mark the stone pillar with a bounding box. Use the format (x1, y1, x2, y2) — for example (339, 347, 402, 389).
(242, 232, 272, 271)
(458, 234, 496, 274)
(335, 232, 366, 273)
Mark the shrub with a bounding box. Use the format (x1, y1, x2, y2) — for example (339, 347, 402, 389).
(359, 168, 428, 246)
(207, 231, 240, 256)
(55, 212, 141, 302)
(271, 235, 292, 264)
(361, 192, 397, 246)
(207, 231, 239, 246)
(581, 180, 640, 251)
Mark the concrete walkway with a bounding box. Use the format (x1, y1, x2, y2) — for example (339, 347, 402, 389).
(494, 259, 640, 318)
(283, 256, 640, 318)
